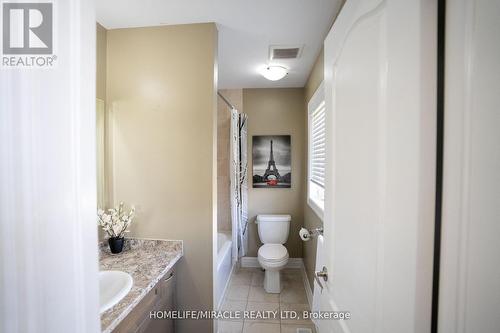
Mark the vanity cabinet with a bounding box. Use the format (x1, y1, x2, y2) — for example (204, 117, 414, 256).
(114, 269, 176, 333)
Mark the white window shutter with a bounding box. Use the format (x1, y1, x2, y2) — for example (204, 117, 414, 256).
(307, 82, 326, 220)
(310, 101, 326, 188)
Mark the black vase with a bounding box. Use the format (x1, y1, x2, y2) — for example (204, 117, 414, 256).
(108, 237, 124, 254)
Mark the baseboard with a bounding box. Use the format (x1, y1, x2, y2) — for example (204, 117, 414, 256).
(300, 262, 313, 309)
(240, 256, 260, 268)
(240, 256, 303, 269)
(287, 258, 305, 268)
(240, 256, 313, 309)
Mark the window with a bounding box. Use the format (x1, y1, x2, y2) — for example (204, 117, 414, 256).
(307, 82, 326, 220)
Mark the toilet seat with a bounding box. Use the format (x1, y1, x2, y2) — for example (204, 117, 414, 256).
(258, 244, 288, 262)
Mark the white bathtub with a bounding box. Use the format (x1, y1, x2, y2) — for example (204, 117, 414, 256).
(216, 231, 233, 309)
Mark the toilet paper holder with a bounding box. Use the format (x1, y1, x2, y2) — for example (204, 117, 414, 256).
(299, 227, 324, 241)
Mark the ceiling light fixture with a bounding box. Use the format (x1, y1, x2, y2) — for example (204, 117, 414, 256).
(259, 65, 288, 81)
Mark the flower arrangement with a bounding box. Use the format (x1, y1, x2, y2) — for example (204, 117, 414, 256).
(97, 202, 135, 239)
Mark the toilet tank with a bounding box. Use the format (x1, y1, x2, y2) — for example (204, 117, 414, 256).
(256, 214, 291, 244)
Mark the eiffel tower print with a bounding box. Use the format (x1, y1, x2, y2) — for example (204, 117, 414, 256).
(263, 140, 281, 181)
(252, 135, 291, 188)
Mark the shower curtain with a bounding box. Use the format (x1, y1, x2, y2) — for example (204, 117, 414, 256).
(230, 108, 249, 262)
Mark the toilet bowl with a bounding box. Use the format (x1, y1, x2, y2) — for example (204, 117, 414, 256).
(258, 244, 289, 293)
(256, 214, 291, 293)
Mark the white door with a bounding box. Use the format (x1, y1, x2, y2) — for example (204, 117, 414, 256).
(313, 1, 437, 332)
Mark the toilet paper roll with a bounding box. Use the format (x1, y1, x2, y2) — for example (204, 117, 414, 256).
(299, 227, 310, 241)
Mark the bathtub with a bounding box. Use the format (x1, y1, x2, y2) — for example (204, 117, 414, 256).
(216, 231, 233, 309)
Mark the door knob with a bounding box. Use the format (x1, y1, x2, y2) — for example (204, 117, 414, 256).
(314, 266, 328, 289)
(316, 266, 328, 281)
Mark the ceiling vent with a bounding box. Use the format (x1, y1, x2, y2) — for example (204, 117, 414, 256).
(269, 45, 303, 60)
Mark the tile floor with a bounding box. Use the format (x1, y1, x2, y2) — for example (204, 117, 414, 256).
(218, 267, 316, 333)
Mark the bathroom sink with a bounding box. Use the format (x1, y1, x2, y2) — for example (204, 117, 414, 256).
(99, 271, 133, 314)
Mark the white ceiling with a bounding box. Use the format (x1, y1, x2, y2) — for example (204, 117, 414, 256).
(96, 0, 343, 89)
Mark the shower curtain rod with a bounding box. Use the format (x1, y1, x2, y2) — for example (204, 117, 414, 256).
(217, 92, 237, 111)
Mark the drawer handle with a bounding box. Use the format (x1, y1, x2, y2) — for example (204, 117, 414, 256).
(164, 273, 174, 282)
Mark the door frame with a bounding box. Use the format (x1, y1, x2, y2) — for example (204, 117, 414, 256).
(437, 0, 500, 332)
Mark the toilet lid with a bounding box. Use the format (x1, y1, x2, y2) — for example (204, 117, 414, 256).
(258, 244, 288, 261)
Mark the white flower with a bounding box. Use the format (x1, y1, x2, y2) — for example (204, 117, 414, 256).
(97, 202, 136, 238)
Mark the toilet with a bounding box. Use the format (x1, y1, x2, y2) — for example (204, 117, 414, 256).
(256, 214, 291, 293)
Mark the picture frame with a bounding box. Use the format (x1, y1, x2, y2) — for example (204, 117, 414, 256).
(252, 135, 291, 188)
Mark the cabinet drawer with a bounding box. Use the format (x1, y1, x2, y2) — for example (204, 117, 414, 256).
(113, 269, 175, 333)
(137, 272, 176, 333)
(158, 271, 175, 303)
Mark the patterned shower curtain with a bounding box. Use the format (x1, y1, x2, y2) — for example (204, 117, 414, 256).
(230, 109, 249, 261)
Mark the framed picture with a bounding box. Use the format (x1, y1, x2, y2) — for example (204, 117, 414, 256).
(252, 135, 291, 188)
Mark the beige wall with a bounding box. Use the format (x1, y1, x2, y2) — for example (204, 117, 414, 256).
(305, 48, 324, 102)
(243, 88, 306, 258)
(217, 89, 243, 231)
(96, 23, 107, 101)
(106, 23, 218, 333)
(303, 48, 324, 289)
(96, 23, 107, 241)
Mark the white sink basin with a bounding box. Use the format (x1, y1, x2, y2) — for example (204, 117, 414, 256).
(99, 270, 133, 314)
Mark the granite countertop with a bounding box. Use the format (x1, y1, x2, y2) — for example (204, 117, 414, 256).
(99, 238, 183, 333)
